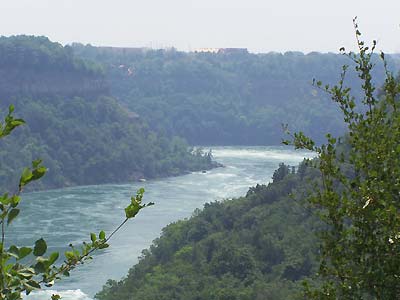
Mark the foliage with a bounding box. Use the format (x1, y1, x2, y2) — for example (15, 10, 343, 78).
(0, 35, 103, 76)
(0, 36, 218, 191)
(0, 105, 153, 300)
(272, 162, 291, 183)
(94, 24, 400, 300)
(285, 20, 400, 299)
(95, 161, 320, 300)
(73, 43, 400, 145)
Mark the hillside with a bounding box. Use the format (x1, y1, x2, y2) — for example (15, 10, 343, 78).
(0, 36, 218, 190)
(72, 45, 400, 145)
(95, 161, 321, 300)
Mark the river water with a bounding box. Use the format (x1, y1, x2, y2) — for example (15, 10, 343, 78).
(14, 146, 313, 300)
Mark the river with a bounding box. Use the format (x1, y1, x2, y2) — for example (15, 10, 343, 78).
(14, 146, 313, 299)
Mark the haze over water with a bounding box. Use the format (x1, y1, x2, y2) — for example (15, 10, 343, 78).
(17, 146, 313, 300)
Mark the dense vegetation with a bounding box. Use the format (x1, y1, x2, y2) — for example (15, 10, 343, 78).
(288, 27, 400, 299)
(73, 44, 400, 145)
(95, 161, 320, 300)
(0, 104, 154, 300)
(3, 33, 399, 299)
(0, 36, 218, 190)
(95, 30, 400, 299)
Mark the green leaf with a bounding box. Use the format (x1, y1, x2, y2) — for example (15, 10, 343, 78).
(31, 166, 47, 181)
(98, 243, 109, 249)
(64, 251, 74, 260)
(90, 233, 97, 242)
(19, 167, 33, 188)
(125, 205, 140, 219)
(24, 280, 41, 291)
(17, 270, 34, 279)
(48, 252, 59, 265)
(99, 230, 106, 240)
(8, 245, 19, 258)
(19, 247, 32, 260)
(0, 193, 10, 205)
(10, 119, 25, 127)
(8, 292, 21, 300)
(32, 159, 42, 168)
(7, 208, 20, 225)
(34, 261, 46, 273)
(10, 195, 20, 207)
(33, 238, 47, 256)
(18, 161, 47, 189)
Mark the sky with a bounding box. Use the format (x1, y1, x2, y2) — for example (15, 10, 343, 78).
(0, 0, 399, 53)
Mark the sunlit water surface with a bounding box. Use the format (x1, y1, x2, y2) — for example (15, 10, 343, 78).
(13, 146, 313, 299)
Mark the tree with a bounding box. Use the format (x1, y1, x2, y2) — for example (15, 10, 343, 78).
(285, 19, 400, 299)
(272, 163, 290, 183)
(0, 105, 153, 300)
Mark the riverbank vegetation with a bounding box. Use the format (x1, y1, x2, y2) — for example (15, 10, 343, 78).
(0, 105, 153, 300)
(0, 36, 219, 191)
(95, 160, 319, 300)
(96, 28, 400, 299)
(73, 43, 400, 145)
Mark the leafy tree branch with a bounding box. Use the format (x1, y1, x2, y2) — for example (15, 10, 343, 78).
(285, 19, 400, 299)
(0, 106, 153, 300)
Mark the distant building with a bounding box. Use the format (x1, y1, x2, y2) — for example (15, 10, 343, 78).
(194, 48, 220, 53)
(193, 48, 249, 55)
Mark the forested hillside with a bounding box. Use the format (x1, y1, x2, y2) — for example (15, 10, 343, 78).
(0, 36, 218, 190)
(73, 45, 400, 145)
(95, 161, 321, 300)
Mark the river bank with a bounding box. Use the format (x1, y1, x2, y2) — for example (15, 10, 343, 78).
(20, 146, 313, 299)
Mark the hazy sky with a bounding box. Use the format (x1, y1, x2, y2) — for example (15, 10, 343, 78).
(0, 0, 399, 53)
